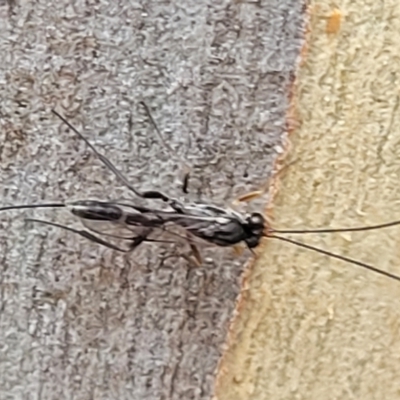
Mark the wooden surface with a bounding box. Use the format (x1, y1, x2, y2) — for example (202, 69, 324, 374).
(0, 1, 305, 399)
(214, 1, 400, 399)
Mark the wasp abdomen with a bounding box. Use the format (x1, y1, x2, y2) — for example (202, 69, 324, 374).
(68, 201, 123, 221)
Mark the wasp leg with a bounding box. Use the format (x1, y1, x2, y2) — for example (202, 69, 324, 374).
(140, 102, 192, 196)
(52, 109, 190, 206)
(52, 110, 151, 200)
(140, 191, 186, 214)
(141, 190, 172, 202)
(128, 232, 151, 250)
(232, 244, 245, 257)
(182, 171, 190, 194)
(189, 243, 202, 266)
(232, 160, 298, 207)
(234, 190, 264, 205)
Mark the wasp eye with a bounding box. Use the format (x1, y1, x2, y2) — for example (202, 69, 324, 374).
(248, 213, 265, 228)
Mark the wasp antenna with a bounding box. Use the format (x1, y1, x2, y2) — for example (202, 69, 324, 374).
(0, 203, 65, 212)
(270, 234, 400, 282)
(272, 219, 400, 235)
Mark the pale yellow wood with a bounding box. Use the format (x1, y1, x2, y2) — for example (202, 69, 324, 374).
(214, 1, 400, 399)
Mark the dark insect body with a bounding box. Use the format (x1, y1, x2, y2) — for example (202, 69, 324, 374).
(1, 108, 400, 283)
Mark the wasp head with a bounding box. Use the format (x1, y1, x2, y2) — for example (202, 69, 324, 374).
(244, 212, 265, 248)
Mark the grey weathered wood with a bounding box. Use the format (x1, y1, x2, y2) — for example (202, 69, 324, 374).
(0, 1, 305, 399)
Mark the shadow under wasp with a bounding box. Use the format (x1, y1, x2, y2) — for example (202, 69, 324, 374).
(1, 104, 400, 283)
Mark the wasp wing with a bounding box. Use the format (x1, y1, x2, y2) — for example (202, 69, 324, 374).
(80, 219, 155, 240)
(65, 200, 169, 251)
(150, 211, 248, 247)
(78, 209, 210, 256)
(66, 200, 249, 253)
